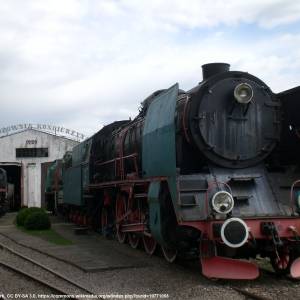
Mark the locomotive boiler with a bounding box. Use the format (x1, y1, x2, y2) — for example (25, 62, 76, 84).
(47, 63, 300, 280)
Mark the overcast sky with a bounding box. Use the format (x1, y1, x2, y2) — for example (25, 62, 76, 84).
(0, 0, 300, 136)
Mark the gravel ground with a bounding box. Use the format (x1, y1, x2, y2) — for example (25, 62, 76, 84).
(0, 214, 300, 300)
(0, 248, 87, 295)
(0, 266, 55, 298)
(224, 273, 300, 300)
(0, 230, 244, 300)
(0, 213, 17, 227)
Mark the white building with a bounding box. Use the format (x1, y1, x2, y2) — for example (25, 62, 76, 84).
(0, 127, 80, 209)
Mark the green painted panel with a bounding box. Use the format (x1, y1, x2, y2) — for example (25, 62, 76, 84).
(148, 181, 168, 246)
(63, 165, 83, 206)
(72, 138, 92, 166)
(143, 85, 181, 244)
(167, 176, 180, 218)
(142, 84, 178, 177)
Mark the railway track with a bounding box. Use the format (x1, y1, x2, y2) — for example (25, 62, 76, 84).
(0, 231, 86, 272)
(0, 241, 94, 294)
(0, 262, 77, 298)
(0, 237, 96, 298)
(178, 258, 300, 300)
(0, 231, 299, 300)
(226, 268, 300, 300)
(231, 286, 272, 300)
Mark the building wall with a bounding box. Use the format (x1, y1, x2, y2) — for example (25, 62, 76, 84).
(0, 129, 78, 207)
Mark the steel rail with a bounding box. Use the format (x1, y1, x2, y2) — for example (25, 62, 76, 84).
(0, 231, 85, 271)
(0, 262, 77, 299)
(231, 287, 272, 300)
(0, 231, 297, 299)
(0, 241, 94, 295)
(227, 265, 300, 300)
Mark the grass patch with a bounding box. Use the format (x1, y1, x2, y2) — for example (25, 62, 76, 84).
(18, 227, 73, 246)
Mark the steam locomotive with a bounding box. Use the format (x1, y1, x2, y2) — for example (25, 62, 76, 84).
(45, 63, 300, 280)
(0, 168, 8, 216)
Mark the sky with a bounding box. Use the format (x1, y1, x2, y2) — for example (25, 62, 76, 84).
(0, 0, 300, 137)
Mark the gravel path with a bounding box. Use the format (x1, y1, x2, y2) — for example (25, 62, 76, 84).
(0, 248, 88, 295)
(0, 232, 244, 299)
(223, 272, 300, 300)
(0, 216, 300, 300)
(0, 265, 54, 297)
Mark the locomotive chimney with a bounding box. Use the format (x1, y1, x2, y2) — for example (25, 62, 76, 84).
(202, 63, 230, 81)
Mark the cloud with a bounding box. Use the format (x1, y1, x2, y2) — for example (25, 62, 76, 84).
(111, 0, 300, 29)
(0, 0, 299, 136)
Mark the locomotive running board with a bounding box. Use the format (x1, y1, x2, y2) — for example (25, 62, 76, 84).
(290, 257, 300, 278)
(201, 256, 259, 280)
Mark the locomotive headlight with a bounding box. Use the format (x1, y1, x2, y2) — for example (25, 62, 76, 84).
(211, 191, 234, 214)
(234, 83, 253, 104)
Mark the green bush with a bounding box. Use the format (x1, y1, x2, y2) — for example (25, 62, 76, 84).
(16, 208, 30, 226)
(16, 207, 46, 226)
(24, 211, 51, 230)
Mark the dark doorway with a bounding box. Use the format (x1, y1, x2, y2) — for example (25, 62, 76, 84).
(0, 164, 22, 211)
(41, 162, 52, 209)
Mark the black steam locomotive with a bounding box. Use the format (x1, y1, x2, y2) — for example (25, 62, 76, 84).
(46, 63, 300, 280)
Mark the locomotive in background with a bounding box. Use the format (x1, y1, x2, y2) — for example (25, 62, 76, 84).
(0, 168, 8, 216)
(45, 63, 300, 280)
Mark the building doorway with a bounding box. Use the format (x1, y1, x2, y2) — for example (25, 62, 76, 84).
(41, 162, 52, 209)
(0, 163, 22, 211)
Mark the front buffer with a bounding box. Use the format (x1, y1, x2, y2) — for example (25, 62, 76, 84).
(182, 217, 300, 280)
